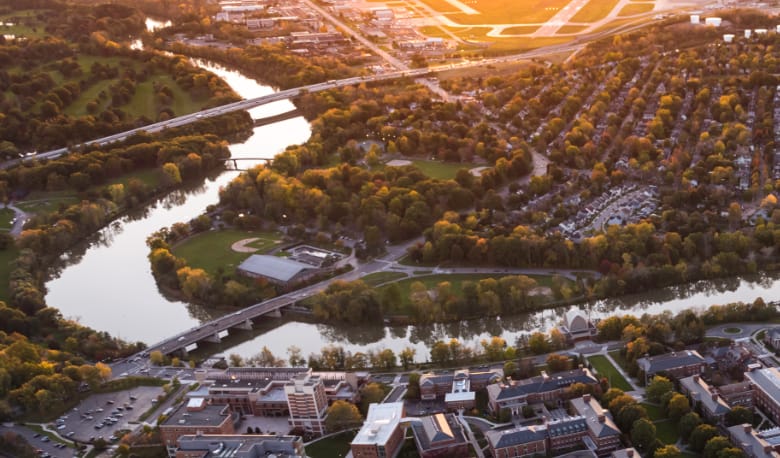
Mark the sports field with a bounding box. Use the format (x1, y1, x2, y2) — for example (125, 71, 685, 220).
(420, 0, 572, 25)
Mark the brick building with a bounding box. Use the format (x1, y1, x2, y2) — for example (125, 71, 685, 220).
(351, 402, 405, 458)
(486, 368, 599, 415)
(160, 400, 238, 457)
(285, 373, 329, 435)
(636, 351, 706, 385)
(410, 413, 469, 458)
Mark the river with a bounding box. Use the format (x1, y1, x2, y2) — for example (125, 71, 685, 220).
(42, 23, 780, 363)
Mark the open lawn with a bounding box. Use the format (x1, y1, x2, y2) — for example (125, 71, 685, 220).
(618, 3, 655, 16)
(0, 208, 15, 230)
(409, 160, 469, 180)
(15, 193, 79, 216)
(0, 9, 49, 39)
(172, 230, 283, 276)
(587, 355, 632, 391)
(106, 168, 161, 189)
(500, 26, 540, 35)
(361, 271, 408, 286)
(383, 273, 562, 313)
(305, 430, 355, 458)
(437, 0, 572, 25)
(608, 350, 631, 373)
(570, 0, 621, 22)
(640, 402, 664, 421)
(556, 25, 588, 34)
(654, 419, 679, 444)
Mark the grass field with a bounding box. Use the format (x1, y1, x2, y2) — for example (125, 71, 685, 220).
(0, 208, 15, 230)
(172, 230, 283, 276)
(409, 160, 469, 180)
(0, 10, 49, 39)
(106, 168, 161, 189)
(587, 355, 632, 391)
(15, 194, 79, 216)
(305, 430, 355, 458)
(361, 271, 408, 286)
(383, 273, 559, 313)
(654, 419, 679, 444)
(618, 3, 655, 16)
(570, 0, 621, 22)
(500, 26, 540, 35)
(640, 402, 664, 421)
(608, 350, 631, 373)
(556, 25, 588, 34)
(435, 0, 572, 25)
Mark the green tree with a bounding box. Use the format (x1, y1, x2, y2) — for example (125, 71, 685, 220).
(631, 418, 657, 454)
(149, 350, 164, 366)
(546, 353, 570, 372)
(654, 445, 683, 458)
(325, 400, 363, 432)
(679, 412, 703, 442)
(360, 383, 387, 415)
(616, 403, 647, 433)
(528, 332, 549, 354)
(702, 436, 732, 458)
(666, 393, 690, 421)
(503, 361, 517, 379)
(399, 347, 416, 370)
(724, 406, 753, 427)
(161, 162, 182, 186)
(645, 375, 674, 403)
(405, 372, 420, 400)
(288, 346, 306, 367)
(689, 424, 718, 452)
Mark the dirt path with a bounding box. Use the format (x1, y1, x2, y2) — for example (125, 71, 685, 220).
(231, 238, 260, 253)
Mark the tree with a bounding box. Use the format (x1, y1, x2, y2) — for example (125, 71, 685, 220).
(360, 383, 386, 415)
(149, 350, 164, 366)
(399, 347, 416, 370)
(655, 445, 683, 458)
(503, 361, 517, 379)
(689, 424, 718, 452)
(528, 332, 549, 354)
(161, 162, 182, 186)
(616, 403, 647, 433)
(325, 400, 363, 432)
(229, 354, 244, 367)
(702, 436, 732, 458)
(666, 393, 690, 421)
(631, 418, 657, 454)
(724, 406, 753, 427)
(545, 353, 570, 372)
(405, 373, 420, 400)
(679, 412, 702, 442)
(645, 375, 674, 403)
(288, 346, 306, 367)
(608, 394, 637, 418)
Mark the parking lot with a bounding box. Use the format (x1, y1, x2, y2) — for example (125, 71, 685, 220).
(51, 386, 165, 445)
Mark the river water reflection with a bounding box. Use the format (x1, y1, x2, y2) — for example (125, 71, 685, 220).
(42, 32, 780, 363)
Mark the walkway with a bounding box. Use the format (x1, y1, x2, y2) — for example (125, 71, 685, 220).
(458, 410, 485, 458)
(601, 346, 644, 395)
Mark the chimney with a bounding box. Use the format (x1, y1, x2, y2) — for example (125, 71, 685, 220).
(711, 392, 718, 402)
(693, 374, 699, 382)
(627, 450, 634, 458)
(598, 413, 606, 423)
(583, 394, 591, 403)
(744, 424, 752, 433)
(765, 445, 773, 453)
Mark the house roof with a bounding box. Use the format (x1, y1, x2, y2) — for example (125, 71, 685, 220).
(680, 375, 730, 416)
(745, 367, 780, 403)
(637, 350, 705, 374)
(486, 425, 547, 449)
(411, 413, 467, 451)
(492, 368, 597, 401)
(570, 396, 620, 438)
(237, 255, 312, 282)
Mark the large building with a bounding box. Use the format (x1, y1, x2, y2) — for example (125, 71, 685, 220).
(558, 310, 597, 342)
(237, 255, 315, 286)
(486, 367, 599, 415)
(486, 425, 548, 458)
(174, 434, 305, 458)
(351, 402, 406, 458)
(285, 373, 329, 435)
(419, 368, 500, 411)
(410, 413, 469, 458)
(570, 395, 621, 456)
(636, 350, 706, 384)
(727, 424, 780, 458)
(745, 367, 780, 424)
(679, 375, 731, 423)
(160, 400, 239, 457)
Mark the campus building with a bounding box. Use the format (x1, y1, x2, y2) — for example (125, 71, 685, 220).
(285, 373, 329, 435)
(727, 424, 780, 458)
(160, 400, 239, 457)
(486, 367, 599, 415)
(174, 434, 305, 458)
(410, 413, 469, 458)
(351, 402, 406, 458)
(679, 375, 731, 423)
(636, 350, 706, 384)
(237, 255, 315, 286)
(745, 367, 780, 425)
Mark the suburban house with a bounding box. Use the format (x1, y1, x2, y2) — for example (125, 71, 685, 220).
(486, 367, 599, 415)
(636, 350, 706, 384)
(410, 413, 470, 458)
(745, 367, 780, 425)
(727, 424, 780, 458)
(351, 402, 406, 458)
(679, 375, 731, 423)
(173, 434, 305, 458)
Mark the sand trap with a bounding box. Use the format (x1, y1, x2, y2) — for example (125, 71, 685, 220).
(231, 238, 260, 253)
(469, 166, 490, 176)
(386, 159, 412, 167)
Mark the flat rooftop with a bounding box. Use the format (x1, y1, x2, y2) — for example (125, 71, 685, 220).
(163, 403, 231, 428)
(352, 402, 404, 446)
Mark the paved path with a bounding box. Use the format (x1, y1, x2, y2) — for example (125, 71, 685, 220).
(458, 410, 485, 458)
(6, 203, 29, 237)
(602, 347, 643, 394)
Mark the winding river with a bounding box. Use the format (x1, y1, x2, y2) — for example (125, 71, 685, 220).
(42, 22, 780, 363)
